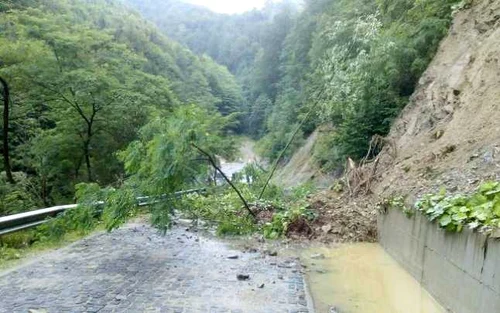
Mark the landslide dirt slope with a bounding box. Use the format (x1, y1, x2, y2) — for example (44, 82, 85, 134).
(304, 0, 500, 243)
(375, 0, 500, 201)
(273, 130, 333, 189)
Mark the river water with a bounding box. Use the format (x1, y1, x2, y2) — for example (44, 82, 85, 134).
(218, 139, 262, 182)
(300, 243, 446, 313)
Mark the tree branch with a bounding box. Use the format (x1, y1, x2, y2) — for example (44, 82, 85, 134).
(191, 143, 255, 219)
(257, 88, 326, 199)
(33, 80, 92, 125)
(258, 109, 313, 199)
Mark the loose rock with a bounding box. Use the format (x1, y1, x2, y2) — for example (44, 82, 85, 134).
(321, 224, 332, 234)
(237, 274, 250, 281)
(311, 253, 325, 260)
(266, 250, 278, 257)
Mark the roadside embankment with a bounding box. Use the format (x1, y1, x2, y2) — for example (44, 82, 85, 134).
(375, 2, 500, 310)
(379, 209, 500, 313)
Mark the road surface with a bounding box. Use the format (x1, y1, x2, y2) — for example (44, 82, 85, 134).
(0, 223, 311, 313)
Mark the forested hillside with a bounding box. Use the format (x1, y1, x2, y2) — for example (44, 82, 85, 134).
(123, 0, 303, 138)
(127, 0, 463, 168)
(1, 0, 468, 236)
(123, 0, 302, 76)
(0, 0, 243, 215)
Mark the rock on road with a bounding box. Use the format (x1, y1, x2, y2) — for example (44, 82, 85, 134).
(0, 223, 311, 313)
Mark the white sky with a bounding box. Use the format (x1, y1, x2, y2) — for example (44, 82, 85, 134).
(185, 0, 278, 14)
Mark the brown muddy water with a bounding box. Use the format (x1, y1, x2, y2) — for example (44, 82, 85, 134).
(299, 243, 446, 313)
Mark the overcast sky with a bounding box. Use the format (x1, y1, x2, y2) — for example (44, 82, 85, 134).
(185, 0, 278, 14)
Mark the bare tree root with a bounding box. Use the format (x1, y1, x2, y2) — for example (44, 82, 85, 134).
(345, 135, 397, 196)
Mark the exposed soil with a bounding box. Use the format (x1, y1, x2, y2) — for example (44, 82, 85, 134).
(373, 0, 500, 202)
(306, 191, 378, 243)
(286, 216, 314, 239)
(249, 203, 275, 225)
(273, 130, 334, 189)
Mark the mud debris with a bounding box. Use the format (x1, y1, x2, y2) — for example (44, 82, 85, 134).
(306, 191, 378, 243)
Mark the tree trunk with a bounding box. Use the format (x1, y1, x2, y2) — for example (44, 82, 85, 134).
(0, 77, 14, 184)
(83, 139, 93, 182)
(82, 110, 96, 182)
(75, 155, 83, 180)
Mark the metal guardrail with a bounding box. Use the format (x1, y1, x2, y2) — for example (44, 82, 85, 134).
(0, 188, 205, 236)
(0, 204, 78, 236)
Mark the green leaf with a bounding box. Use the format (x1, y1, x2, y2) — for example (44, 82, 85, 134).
(452, 212, 467, 222)
(484, 189, 500, 196)
(493, 201, 500, 217)
(477, 213, 489, 221)
(459, 206, 470, 213)
(439, 215, 452, 227)
(468, 194, 488, 207)
(439, 187, 447, 196)
(479, 181, 500, 193)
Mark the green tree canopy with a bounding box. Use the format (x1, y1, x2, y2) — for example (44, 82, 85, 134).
(0, 0, 243, 214)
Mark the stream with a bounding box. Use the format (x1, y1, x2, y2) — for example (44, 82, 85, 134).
(219, 139, 261, 181)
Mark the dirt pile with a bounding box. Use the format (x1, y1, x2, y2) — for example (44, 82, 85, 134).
(307, 190, 378, 242)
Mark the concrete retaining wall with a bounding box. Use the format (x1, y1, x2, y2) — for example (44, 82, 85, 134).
(378, 209, 500, 313)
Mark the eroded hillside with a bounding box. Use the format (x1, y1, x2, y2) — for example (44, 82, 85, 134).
(306, 0, 500, 242)
(375, 0, 500, 200)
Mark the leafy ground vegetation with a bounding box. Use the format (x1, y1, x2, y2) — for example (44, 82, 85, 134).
(382, 181, 500, 234)
(1, 163, 317, 264)
(182, 167, 318, 239)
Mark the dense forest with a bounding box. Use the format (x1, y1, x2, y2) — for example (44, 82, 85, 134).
(126, 0, 462, 165)
(0, 0, 243, 216)
(1, 0, 464, 224)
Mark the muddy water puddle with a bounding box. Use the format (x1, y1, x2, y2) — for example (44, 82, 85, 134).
(299, 243, 446, 313)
